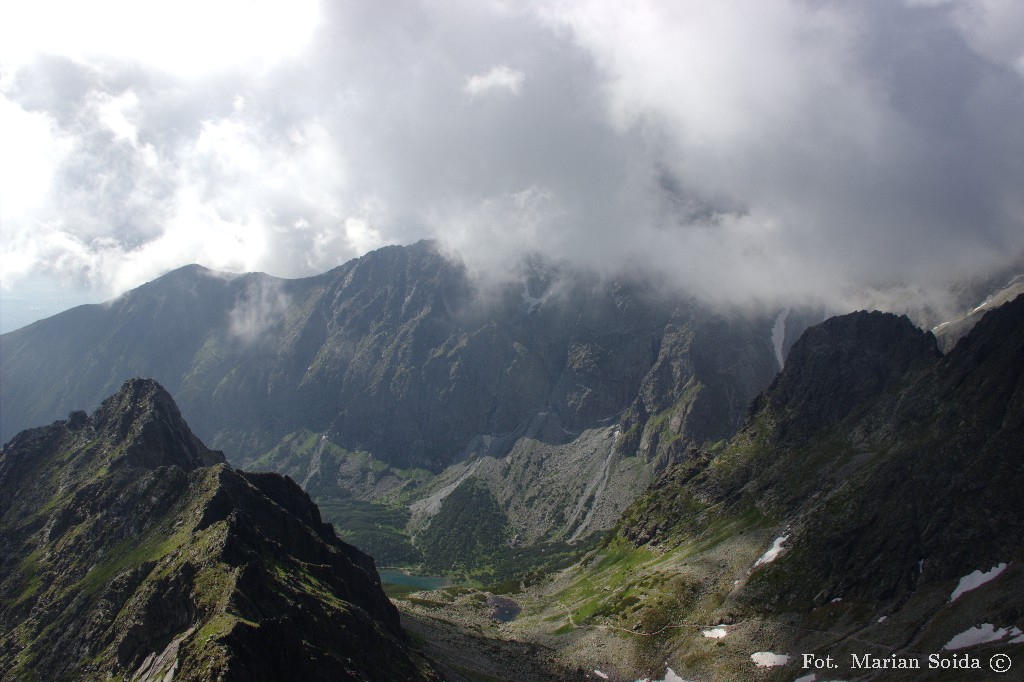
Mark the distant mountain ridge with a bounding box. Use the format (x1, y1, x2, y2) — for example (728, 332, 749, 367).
(0, 378, 436, 680)
(0, 242, 783, 466)
(0, 241, 793, 567)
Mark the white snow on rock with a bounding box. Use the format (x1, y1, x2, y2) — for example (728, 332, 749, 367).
(949, 562, 1008, 603)
(635, 668, 692, 682)
(750, 652, 789, 667)
(771, 308, 789, 370)
(701, 627, 728, 639)
(877, 615, 888, 623)
(753, 535, 789, 568)
(794, 675, 817, 682)
(593, 670, 609, 680)
(943, 623, 1018, 650)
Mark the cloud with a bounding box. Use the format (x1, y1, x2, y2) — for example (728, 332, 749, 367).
(1, 0, 1022, 326)
(521, 0, 1024, 304)
(0, 98, 73, 261)
(464, 65, 525, 96)
(228, 277, 291, 344)
(0, 0, 320, 78)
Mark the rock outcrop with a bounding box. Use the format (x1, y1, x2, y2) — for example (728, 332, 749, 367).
(0, 379, 436, 681)
(548, 295, 1023, 680)
(0, 242, 782, 472)
(0, 242, 786, 564)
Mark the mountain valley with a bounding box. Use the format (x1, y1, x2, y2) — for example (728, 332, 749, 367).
(1, 245, 1022, 681)
(462, 292, 1024, 680)
(1, 242, 802, 578)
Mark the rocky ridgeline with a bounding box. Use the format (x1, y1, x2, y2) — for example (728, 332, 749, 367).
(0, 379, 436, 681)
(0, 242, 781, 472)
(640, 294, 1023, 602)
(0, 241, 790, 566)
(556, 295, 1023, 679)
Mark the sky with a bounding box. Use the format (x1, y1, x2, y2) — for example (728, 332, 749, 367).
(2, 0, 1023, 332)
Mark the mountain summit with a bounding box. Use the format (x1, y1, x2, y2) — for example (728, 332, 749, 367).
(0, 378, 436, 681)
(0, 242, 791, 569)
(533, 295, 1024, 680)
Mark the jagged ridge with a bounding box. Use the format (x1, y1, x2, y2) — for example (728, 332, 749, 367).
(538, 296, 1023, 680)
(0, 379, 436, 681)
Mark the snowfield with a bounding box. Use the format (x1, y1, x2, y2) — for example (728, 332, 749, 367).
(751, 652, 789, 667)
(753, 535, 789, 568)
(943, 624, 1022, 650)
(949, 562, 1008, 603)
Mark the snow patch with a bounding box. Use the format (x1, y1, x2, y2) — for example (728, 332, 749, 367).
(753, 535, 789, 568)
(794, 675, 817, 682)
(949, 562, 1008, 603)
(593, 670, 609, 680)
(943, 623, 1018, 650)
(750, 652, 789, 667)
(877, 615, 888, 623)
(701, 627, 728, 639)
(634, 668, 690, 682)
(771, 308, 789, 370)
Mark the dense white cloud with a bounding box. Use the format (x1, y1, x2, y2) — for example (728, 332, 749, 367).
(0, 0, 320, 78)
(535, 0, 1024, 302)
(464, 65, 525, 96)
(1, 0, 1022, 331)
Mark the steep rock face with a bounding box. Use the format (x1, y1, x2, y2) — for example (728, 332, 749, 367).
(0, 242, 781, 473)
(932, 273, 1024, 352)
(0, 379, 434, 681)
(554, 297, 1024, 680)
(1, 242, 787, 561)
(624, 298, 1022, 600)
(758, 310, 941, 446)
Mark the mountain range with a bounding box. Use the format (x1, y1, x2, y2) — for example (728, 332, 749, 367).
(2, 242, 1022, 680)
(1, 241, 811, 574)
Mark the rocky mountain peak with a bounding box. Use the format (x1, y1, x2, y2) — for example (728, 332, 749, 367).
(584, 296, 1024, 681)
(0, 380, 436, 681)
(760, 310, 941, 444)
(91, 377, 226, 471)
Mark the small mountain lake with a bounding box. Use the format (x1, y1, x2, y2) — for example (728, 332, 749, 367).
(486, 595, 521, 622)
(378, 570, 451, 591)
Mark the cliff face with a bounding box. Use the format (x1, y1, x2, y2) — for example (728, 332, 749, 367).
(545, 296, 1024, 680)
(0, 379, 435, 681)
(626, 296, 1023, 598)
(0, 242, 781, 472)
(0, 242, 787, 563)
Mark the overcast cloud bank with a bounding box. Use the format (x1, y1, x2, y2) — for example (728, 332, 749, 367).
(2, 0, 1023, 330)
